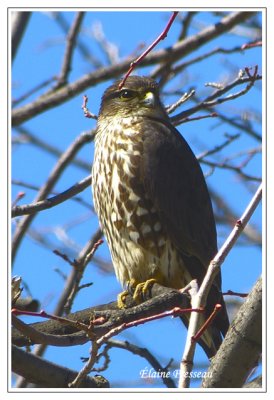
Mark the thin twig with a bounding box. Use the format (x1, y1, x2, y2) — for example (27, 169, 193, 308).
(201, 158, 261, 182)
(12, 178, 92, 210)
(63, 229, 103, 314)
(82, 95, 98, 120)
(119, 11, 179, 88)
(197, 133, 240, 160)
(166, 89, 195, 114)
(12, 76, 56, 106)
(51, 11, 103, 68)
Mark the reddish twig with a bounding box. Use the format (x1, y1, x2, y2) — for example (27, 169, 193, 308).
(97, 305, 204, 348)
(12, 308, 106, 336)
(191, 304, 222, 344)
(12, 191, 25, 208)
(83, 238, 104, 266)
(82, 95, 98, 120)
(119, 11, 179, 89)
(241, 40, 262, 50)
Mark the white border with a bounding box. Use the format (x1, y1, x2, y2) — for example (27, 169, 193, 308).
(3, 3, 269, 397)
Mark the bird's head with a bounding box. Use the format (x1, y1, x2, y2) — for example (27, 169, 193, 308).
(98, 76, 168, 120)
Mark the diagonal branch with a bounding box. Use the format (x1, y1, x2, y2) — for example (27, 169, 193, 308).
(54, 12, 85, 89)
(179, 183, 262, 388)
(202, 276, 262, 388)
(12, 175, 92, 217)
(11, 11, 31, 61)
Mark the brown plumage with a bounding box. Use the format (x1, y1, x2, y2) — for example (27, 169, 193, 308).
(92, 75, 229, 358)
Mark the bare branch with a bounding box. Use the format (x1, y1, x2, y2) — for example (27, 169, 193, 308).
(11, 11, 31, 61)
(179, 183, 262, 388)
(12, 175, 92, 217)
(54, 12, 85, 89)
(197, 133, 240, 160)
(201, 158, 261, 182)
(202, 276, 262, 388)
(51, 11, 103, 68)
(12, 345, 109, 388)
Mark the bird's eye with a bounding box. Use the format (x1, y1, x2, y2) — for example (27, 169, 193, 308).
(119, 89, 135, 100)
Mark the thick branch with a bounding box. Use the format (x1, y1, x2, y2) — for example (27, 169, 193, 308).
(11, 11, 31, 61)
(202, 276, 262, 388)
(12, 345, 109, 388)
(12, 284, 190, 347)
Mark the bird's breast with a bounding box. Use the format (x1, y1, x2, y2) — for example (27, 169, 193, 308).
(93, 121, 163, 249)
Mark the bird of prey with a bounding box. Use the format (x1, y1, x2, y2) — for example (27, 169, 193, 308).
(92, 75, 229, 358)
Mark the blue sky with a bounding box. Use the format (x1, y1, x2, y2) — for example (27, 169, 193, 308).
(11, 10, 262, 389)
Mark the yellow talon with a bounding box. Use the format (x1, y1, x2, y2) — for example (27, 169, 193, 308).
(133, 278, 157, 304)
(117, 290, 129, 309)
(117, 279, 138, 309)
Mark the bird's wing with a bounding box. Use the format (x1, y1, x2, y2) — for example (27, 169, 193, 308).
(140, 116, 230, 343)
(141, 117, 218, 282)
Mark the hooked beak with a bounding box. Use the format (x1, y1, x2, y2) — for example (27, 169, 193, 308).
(141, 91, 155, 108)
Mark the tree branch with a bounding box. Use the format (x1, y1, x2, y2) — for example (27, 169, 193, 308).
(12, 284, 190, 347)
(202, 276, 262, 388)
(11, 11, 31, 61)
(12, 175, 92, 217)
(54, 12, 85, 89)
(12, 345, 109, 388)
(179, 183, 262, 388)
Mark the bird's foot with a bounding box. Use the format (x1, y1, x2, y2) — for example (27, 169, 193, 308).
(117, 279, 138, 309)
(133, 278, 157, 304)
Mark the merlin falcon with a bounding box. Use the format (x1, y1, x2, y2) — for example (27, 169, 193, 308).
(92, 75, 229, 358)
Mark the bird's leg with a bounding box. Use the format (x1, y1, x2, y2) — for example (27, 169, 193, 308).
(133, 278, 157, 304)
(117, 279, 138, 309)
